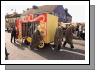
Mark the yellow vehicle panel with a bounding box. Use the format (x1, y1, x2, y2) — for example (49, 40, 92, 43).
(46, 14, 58, 43)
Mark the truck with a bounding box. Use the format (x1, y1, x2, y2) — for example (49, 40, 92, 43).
(15, 13, 58, 48)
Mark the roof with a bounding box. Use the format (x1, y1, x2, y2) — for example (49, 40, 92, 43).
(22, 8, 41, 16)
(5, 13, 21, 18)
(22, 5, 59, 16)
(38, 5, 58, 12)
(66, 12, 72, 17)
(64, 9, 72, 17)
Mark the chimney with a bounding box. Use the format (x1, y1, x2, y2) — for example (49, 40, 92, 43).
(32, 5, 38, 9)
(64, 8, 68, 13)
(27, 8, 29, 10)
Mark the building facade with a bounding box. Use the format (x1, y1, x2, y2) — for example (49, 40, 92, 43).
(5, 12, 21, 29)
(21, 5, 72, 23)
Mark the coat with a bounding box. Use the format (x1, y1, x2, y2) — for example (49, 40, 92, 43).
(31, 30, 42, 48)
(54, 26, 63, 46)
(11, 28, 16, 37)
(64, 25, 74, 44)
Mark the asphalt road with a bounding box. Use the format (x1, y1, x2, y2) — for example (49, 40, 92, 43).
(5, 32, 85, 60)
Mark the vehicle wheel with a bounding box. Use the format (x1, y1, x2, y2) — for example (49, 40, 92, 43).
(38, 40, 44, 48)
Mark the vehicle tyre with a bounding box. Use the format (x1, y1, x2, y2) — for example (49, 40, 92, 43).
(38, 40, 45, 48)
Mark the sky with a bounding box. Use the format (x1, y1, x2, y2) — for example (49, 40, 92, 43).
(4, 2, 86, 22)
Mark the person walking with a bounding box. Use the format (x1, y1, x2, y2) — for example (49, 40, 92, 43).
(76, 25, 79, 37)
(5, 43, 9, 60)
(63, 25, 74, 49)
(5, 47, 9, 60)
(54, 22, 63, 51)
(78, 25, 82, 38)
(30, 26, 43, 50)
(81, 26, 85, 40)
(11, 27, 16, 43)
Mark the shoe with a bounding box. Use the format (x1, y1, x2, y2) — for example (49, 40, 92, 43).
(34, 48, 38, 50)
(57, 48, 60, 51)
(71, 46, 74, 49)
(62, 45, 65, 48)
(54, 48, 60, 52)
(70, 45, 74, 49)
(51, 47, 54, 51)
(7, 53, 9, 55)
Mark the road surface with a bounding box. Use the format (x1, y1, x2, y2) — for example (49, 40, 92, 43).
(5, 32, 85, 60)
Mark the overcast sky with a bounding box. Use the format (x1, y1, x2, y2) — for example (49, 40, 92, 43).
(4, 2, 86, 22)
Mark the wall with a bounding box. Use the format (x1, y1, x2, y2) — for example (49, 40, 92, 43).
(54, 5, 72, 23)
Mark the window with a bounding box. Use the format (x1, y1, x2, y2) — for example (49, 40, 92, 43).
(54, 13, 58, 16)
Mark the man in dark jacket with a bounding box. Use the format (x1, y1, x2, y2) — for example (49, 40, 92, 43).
(54, 22, 63, 51)
(5, 43, 9, 60)
(63, 25, 74, 49)
(11, 27, 16, 43)
(30, 27, 43, 50)
(5, 47, 9, 60)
